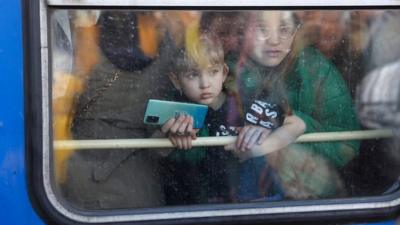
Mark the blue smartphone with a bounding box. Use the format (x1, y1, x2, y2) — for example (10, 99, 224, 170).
(143, 99, 208, 129)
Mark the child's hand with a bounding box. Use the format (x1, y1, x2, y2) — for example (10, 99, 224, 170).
(236, 125, 272, 152)
(161, 114, 197, 150)
(237, 99, 283, 152)
(167, 131, 197, 150)
(224, 143, 253, 162)
(225, 114, 306, 161)
(225, 137, 274, 162)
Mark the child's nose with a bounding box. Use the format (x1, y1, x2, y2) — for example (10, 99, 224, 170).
(199, 75, 210, 88)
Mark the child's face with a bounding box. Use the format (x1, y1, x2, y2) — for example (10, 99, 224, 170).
(250, 11, 297, 67)
(172, 63, 228, 109)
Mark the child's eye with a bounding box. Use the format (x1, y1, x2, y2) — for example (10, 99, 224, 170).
(184, 72, 197, 79)
(208, 67, 221, 76)
(212, 68, 220, 74)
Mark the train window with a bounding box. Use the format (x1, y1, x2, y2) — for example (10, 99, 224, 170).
(27, 0, 400, 224)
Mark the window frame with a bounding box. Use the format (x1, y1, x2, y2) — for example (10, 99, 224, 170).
(26, 0, 400, 224)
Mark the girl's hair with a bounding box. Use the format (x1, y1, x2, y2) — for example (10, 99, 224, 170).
(238, 11, 306, 116)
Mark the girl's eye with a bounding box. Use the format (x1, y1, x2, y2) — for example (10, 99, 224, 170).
(258, 27, 269, 35)
(280, 26, 293, 36)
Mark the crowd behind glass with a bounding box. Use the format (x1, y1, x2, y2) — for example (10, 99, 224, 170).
(50, 10, 400, 210)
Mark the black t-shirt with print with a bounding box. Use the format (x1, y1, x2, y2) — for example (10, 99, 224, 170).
(162, 95, 241, 204)
(200, 99, 241, 202)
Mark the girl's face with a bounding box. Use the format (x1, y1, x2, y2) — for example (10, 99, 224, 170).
(250, 11, 297, 67)
(171, 63, 228, 109)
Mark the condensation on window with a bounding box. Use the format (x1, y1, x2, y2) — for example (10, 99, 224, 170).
(49, 9, 400, 210)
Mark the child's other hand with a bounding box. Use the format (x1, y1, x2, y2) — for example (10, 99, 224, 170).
(224, 142, 252, 162)
(161, 114, 197, 150)
(236, 125, 271, 152)
(224, 139, 272, 162)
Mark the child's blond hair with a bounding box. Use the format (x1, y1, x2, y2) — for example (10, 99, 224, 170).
(173, 22, 225, 75)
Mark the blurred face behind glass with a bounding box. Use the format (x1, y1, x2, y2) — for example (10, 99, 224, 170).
(317, 12, 345, 56)
(300, 11, 346, 58)
(250, 11, 297, 67)
(208, 15, 244, 55)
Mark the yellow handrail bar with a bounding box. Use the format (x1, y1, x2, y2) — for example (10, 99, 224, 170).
(54, 129, 395, 150)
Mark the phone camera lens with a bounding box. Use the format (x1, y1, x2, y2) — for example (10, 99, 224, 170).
(146, 116, 159, 123)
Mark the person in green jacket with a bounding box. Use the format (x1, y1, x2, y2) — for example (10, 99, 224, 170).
(226, 11, 360, 199)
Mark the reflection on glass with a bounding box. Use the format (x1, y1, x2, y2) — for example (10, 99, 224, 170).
(49, 9, 400, 210)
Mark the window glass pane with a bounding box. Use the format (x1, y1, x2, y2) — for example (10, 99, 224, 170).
(50, 9, 400, 211)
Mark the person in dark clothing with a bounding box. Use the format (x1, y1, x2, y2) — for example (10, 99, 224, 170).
(62, 11, 175, 210)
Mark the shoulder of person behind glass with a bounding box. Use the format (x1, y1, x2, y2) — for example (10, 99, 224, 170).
(367, 11, 400, 70)
(356, 59, 400, 132)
